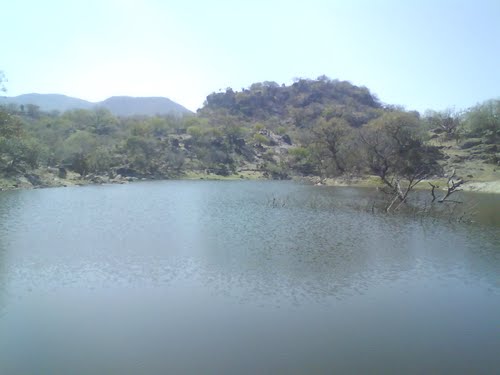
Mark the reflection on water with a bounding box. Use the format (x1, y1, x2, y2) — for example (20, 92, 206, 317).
(0, 181, 499, 374)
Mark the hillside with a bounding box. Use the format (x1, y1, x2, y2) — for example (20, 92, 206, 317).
(0, 94, 192, 116)
(0, 77, 498, 197)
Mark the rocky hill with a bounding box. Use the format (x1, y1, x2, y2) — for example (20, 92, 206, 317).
(199, 77, 383, 127)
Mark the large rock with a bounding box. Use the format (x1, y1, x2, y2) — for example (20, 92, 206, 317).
(24, 173, 43, 187)
(483, 136, 499, 145)
(115, 167, 140, 177)
(58, 167, 67, 179)
(86, 174, 108, 184)
(451, 155, 466, 163)
(281, 134, 292, 145)
(460, 138, 482, 149)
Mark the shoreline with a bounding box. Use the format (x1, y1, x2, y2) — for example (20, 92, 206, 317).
(1, 170, 500, 195)
(302, 176, 500, 194)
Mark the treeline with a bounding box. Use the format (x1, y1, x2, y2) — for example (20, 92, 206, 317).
(0, 76, 498, 190)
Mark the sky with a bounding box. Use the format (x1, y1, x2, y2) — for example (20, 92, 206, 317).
(1, 0, 499, 112)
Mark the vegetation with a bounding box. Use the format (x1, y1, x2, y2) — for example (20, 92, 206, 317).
(0, 73, 498, 206)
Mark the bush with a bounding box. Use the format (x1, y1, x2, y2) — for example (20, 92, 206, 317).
(464, 100, 500, 140)
(253, 133, 269, 145)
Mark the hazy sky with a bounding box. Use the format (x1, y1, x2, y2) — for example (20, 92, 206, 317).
(1, 0, 499, 112)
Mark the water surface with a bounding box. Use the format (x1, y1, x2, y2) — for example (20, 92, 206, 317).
(0, 181, 499, 374)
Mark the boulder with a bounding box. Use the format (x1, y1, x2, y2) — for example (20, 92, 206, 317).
(281, 134, 292, 145)
(58, 167, 67, 179)
(460, 139, 482, 149)
(92, 175, 108, 184)
(24, 173, 43, 187)
(116, 167, 140, 177)
(451, 155, 466, 163)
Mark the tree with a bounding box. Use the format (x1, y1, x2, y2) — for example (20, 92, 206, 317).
(86, 147, 113, 174)
(0, 109, 23, 138)
(25, 104, 41, 118)
(61, 130, 98, 175)
(286, 146, 317, 175)
(425, 109, 462, 139)
(0, 137, 42, 173)
(123, 135, 155, 171)
(91, 108, 118, 135)
(464, 99, 500, 141)
(0, 108, 42, 173)
(361, 111, 442, 211)
(311, 118, 353, 175)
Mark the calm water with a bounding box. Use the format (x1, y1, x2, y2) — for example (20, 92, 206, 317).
(0, 181, 499, 374)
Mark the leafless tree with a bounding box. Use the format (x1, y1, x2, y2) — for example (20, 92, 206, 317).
(428, 169, 465, 203)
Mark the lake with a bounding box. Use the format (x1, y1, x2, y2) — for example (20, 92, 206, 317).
(0, 180, 499, 374)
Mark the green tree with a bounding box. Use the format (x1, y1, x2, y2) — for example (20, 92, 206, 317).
(0, 137, 42, 173)
(425, 109, 462, 139)
(311, 118, 353, 175)
(86, 146, 113, 174)
(91, 108, 118, 135)
(62, 130, 98, 175)
(361, 112, 442, 210)
(123, 135, 156, 171)
(286, 146, 317, 175)
(0, 109, 43, 173)
(187, 125, 203, 138)
(253, 133, 269, 145)
(0, 109, 23, 138)
(25, 104, 41, 119)
(464, 99, 500, 141)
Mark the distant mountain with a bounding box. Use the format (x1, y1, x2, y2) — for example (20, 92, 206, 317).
(0, 93, 192, 116)
(98, 96, 191, 117)
(0, 93, 94, 112)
